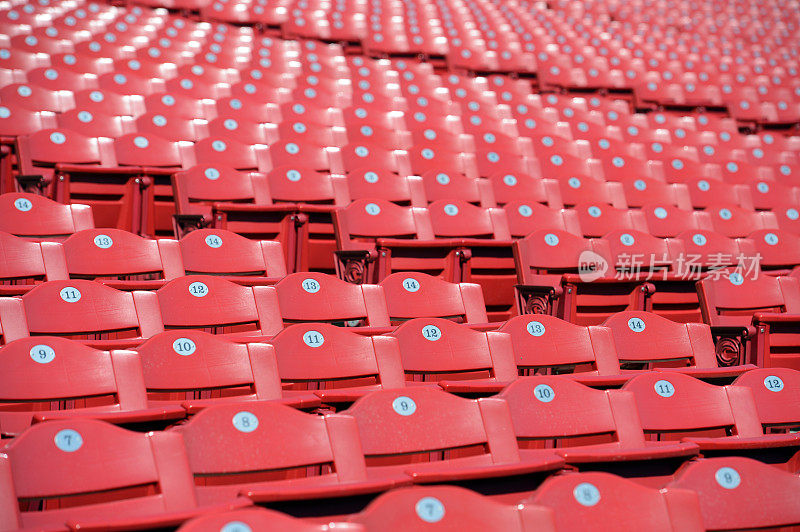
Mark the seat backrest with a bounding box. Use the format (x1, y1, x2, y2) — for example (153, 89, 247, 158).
(0, 193, 94, 240)
(603, 230, 684, 275)
(271, 272, 389, 327)
(171, 401, 368, 483)
(379, 272, 488, 324)
(156, 275, 282, 336)
(574, 203, 647, 238)
(530, 471, 703, 531)
(503, 202, 581, 238)
(343, 387, 521, 465)
(0, 279, 163, 344)
(676, 230, 757, 270)
(345, 167, 426, 207)
(731, 368, 800, 429)
(499, 376, 649, 446)
(269, 323, 405, 390)
(603, 311, 719, 368)
(428, 200, 511, 240)
(622, 372, 762, 437)
(748, 229, 800, 271)
(705, 203, 779, 238)
(266, 165, 348, 205)
(641, 204, 713, 238)
(349, 485, 556, 531)
(334, 199, 434, 244)
(496, 314, 621, 375)
(62, 228, 184, 281)
(697, 270, 800, 328)
(389, 318, 517, 382)
(0, 418, 197, 526)
(114, 132, 187, 168)
(178, 229, 287, 278)
(134, 330, 283, 402)
(514, 229, 614, 280)
(667, 457, 800, 530)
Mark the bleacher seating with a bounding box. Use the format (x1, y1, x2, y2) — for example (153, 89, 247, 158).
(1, 0, 800, 527)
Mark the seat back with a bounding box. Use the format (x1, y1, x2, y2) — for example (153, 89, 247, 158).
(379, 272, 488, 324)
(496, 315, 621, 375)
(697, 271, 800, 328)
(731, 368, 800, 429)
(667, 457, 800, 530)
(178, 229, 287, 278)
(269, 323, 405, 390)
(0, 231, 67, 288)
(389, 318, 517, 382)
(135, 330, 282, 403)
(0, 193, 94, 240)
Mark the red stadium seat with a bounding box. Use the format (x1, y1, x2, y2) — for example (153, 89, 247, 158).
(379, 272, 488, 325)
(270, 323, 406, 403)
(666, 457, 800, 530)
(732, 368, 800, 433)
(0, 279, 163, 348)
(528, 471, 703, 530)
(0, 231, 67, 295)
(388, 318, 517, 391)
(178, 507, 350, 532)
(748, 229, 800, 275)
(0, 419, 245, 530)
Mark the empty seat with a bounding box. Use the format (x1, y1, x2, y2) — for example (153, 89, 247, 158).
(345, 167, 426, 207)
(272, 272, 390, 330)
(0, 192, 93, 241)
(528, 471, 703, 531)
(342, 387, 564, 490)
(0, 230, 67, 295)
(379, 272, 489, 325)
(495, 314, 625, 386)
(62, 228, 184, 290)
(697, 271, 800, 368)
(348, 485, 556, 531)
(641, 204, 713, 238)
(731, 368, 800, 433)
(503, 202, 581, 238)
(170, 401, 402, 505)
(705, 203, 779, 238)
(622, 372, 800, 460)
(0, 418, 243, 530)
(0, 279, 163, 348)
(574, 203, 648, 238)
(178, 229, 287, 285)
(177, 507, 345, 532)
(389, 318, 517, 391)
(498, 377, 698, 477)
(749, 229, 800, 275)
(155, 275, 282, 338)
(270, 323, 406, 403)
(666, 457, 800, 530)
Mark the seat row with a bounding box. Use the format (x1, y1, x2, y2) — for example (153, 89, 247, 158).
(0, 308, 767, 435)
(2, 373, 799, 529)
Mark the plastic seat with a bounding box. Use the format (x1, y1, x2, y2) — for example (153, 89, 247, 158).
(618, 177, 692, 210)
(574, 203, 648, 238)
(61, 228, 184, 290)
(193, 136, 266, 172)
(271, 272, 390, 330)
(499, 377, 699, 475)
(514, 229, 649, 325)
(379, 272, 488, 325)
(666, 457, 800, 530)
(748, 180, 800, 211)
(345, 168, 426, 207)
(155, 275, 282, 338)
(774, 204, 800, 235)
(261, 140, 344, 175)
(732, 368, 800, 433)
(0, 336, 185, 437)
(748, 229, 800, 275)
(177, 507, 352, 532)
(178, 229, 286, 285)
(144, 92, 213, 120)
(388, 318, 517, 392)
(136, 112, 207, 142)
(170, 401, 403, 506)
(528, 471, 703, 531)
(488, 173, 562, 208)
(270, 323, 406, 403)
(0, 230, 67, 295)
(558, 178, 627, 209)
(134, 329, 317, 413)
(697, 271, 800, 369)
(622, 372, 800, 457)
(74, 89, 142, 118)
(604, 311, 753, 380)
(503, 202, 581, 238)
(495, 314, 625, 386)
(419, 171, 495, 207)
(0, 83, 74, 113)
(705, 203, 779, 238)
(0, 276, 163, 347)
(0, 418, 245, 530)
(641, 204, 714, 238)
(348, 485, 556, 531)
(341, 387, 564, 490)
